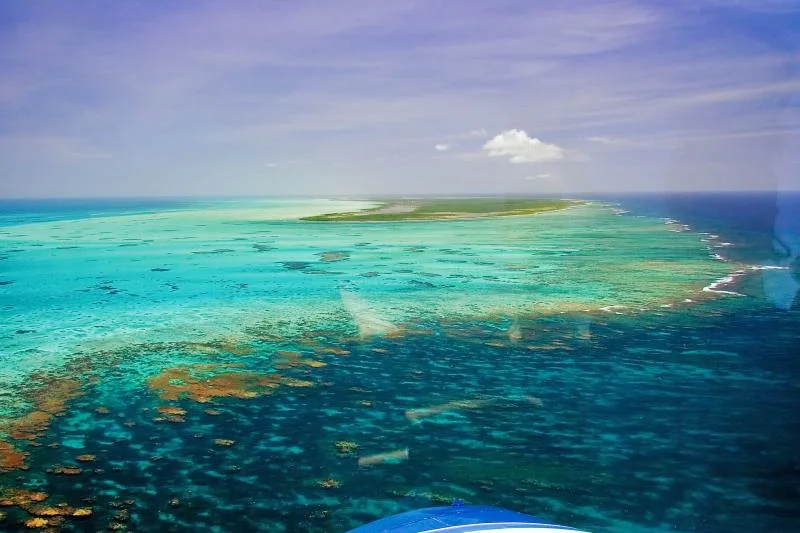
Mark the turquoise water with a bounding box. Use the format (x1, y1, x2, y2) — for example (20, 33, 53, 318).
(0, 196, 797, 532)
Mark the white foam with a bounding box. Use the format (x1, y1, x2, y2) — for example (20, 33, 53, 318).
(750, 265, 789, 271)
(702, 274, 744, 296)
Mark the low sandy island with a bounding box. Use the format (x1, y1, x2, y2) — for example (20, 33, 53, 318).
(301, 197, 582, 221)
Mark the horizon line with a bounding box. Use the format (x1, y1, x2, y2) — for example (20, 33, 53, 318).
(2, 189, 800, 201)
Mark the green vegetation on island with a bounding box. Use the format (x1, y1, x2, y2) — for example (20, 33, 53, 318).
(301, 197, 581, 221)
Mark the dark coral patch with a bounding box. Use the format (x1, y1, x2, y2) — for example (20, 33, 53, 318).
(281, 261, 310, 270)
(316, 251, 350, 262)
(192, 249, 235, 255)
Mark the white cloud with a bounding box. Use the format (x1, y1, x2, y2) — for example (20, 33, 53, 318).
(483, 129, 565, 164)
(468, 128, 488, 138)
(434, 143, 451, 152)
(525, 173, 557, 180)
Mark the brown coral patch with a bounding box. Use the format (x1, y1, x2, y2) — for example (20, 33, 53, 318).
(316, 347, 350, 356)
(0, 441, 28, 471)
(334, 441, 359, 455)
(76, 454, 96, 463)
(156, 406, 187, 416)
(146, 364, 276, 403)
(220, 342, 256, 356)
(213, 439, 235, 447)
(280, 377, 314, 388)
(5, 411, 52, 441)
(273, 351, 302, 369)
(0, 488, 48, 506)
(274, 350, 327, 370)
(22, 504, 76, 517)
(317, 251, 350, 262)
(153, 415, 185, 423)
(35, 379, 81, 415)
(23, 517, 49, 528)
(47, 465, 82, 475)
(1, 378, 81, 444)
(316, 478, 341, 489)
(256, 375, 282, 389)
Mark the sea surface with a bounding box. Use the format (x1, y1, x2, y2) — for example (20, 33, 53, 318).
(0, 193, 797, 532)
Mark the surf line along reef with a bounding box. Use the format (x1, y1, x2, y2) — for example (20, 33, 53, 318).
(0, 196, 762, 531)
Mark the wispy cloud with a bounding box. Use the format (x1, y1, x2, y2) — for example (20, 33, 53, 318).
(434, 143, 452, 152)
(587, 136, 648, 147)
(525, 173, 559, 180)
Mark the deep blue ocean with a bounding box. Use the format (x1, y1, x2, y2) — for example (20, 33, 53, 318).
(0, 192, 797, 533)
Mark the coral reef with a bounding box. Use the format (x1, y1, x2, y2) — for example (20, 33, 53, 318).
(0, 441, 28, 471)
(0, 489, 48, 506)
(273, 350, 327, 370)
(47, 465, 82, 475)
(279, 377, 314, 388)
(147, 364, 279, 403)
(316, 347, 350, 356)
(0, 379, 83, 459)
(334, 441, 359, 455)
(156, 406, 187, 416)
(316, 251, 350, 262)
(316, 478, 341, 489)
(23, 517, 48, 528)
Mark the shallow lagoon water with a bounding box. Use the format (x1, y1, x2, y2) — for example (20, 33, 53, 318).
(0, 196, 797, 532)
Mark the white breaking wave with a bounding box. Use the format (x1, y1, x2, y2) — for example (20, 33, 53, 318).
(702, 273, 745, 296)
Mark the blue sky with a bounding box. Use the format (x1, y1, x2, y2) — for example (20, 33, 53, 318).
(0, 0, 798, 197)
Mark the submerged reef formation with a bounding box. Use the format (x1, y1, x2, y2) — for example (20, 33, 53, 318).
(0, 488, 92, 529)
(0, 442, 27, 472)
(0, 378, 85, 474)
(146, 364, 279, 403)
